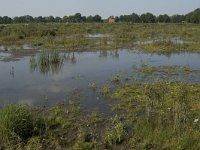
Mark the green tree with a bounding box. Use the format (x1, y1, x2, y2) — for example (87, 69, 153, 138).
(157, 15, 164, 22)
(140, 13, 156, 23)
(45, 16, 55, 22)
(93, 15, 102, 22)
(157, 14, 170, 23)
(62, 16, 69, 23)
(2, 16, 12, 24)
(86, 15, 93, 23)
(0, 16, 3, 24)
(55, 17, 62, 23)
(186, 8, 200, 23)
(74, 13, 82, 23)
(170, 15, 185, 23)
(131, 13, 141, 23)
(35, 16, 46, 23)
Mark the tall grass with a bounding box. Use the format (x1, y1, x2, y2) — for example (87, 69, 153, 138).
(30, 50, 64, 74)
(0, 105, 34, 142)
(0, 23, 200, 52)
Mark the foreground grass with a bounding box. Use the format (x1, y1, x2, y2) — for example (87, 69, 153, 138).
(0, 23, 200, 53)
(0, 81, 200, 149)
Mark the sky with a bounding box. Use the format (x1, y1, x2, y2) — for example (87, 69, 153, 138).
(0, 0, 199, 18)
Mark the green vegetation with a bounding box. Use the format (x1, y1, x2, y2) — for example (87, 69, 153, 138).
(111, 81, 200, 149)
(1, 81, 200, 149)
(0, 8, 200, 150)
(88, 82, 97, 90)
(139, 65, 194, 76)
(0, 105, 33, 143)
(30, 50, 64, 74)
(103, 118, 127, 147)
(100, 84, 110, 96)
(0, 23, 199, 53)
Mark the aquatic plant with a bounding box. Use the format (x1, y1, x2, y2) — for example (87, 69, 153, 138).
(100, 84, 110, 96)
(88, 82, 97, 90)
(103, 121, 127, 146)
(30, 50, 64, 74)
(111, 73, 121, 83)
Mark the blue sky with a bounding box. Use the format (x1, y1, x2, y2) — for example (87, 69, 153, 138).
(0, 0, 199, 18)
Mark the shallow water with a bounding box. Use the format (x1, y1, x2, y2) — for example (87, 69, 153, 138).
(0, 49, 200, 111)
(84, 33, 113, 38)
(133, 37, 186, 45)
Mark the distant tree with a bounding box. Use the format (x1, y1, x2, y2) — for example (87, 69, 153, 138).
(74, 13, 82, 23)
(140, 13, 156, 23)
(0, 16, 3, 24)
(131, 13, 141, 23)
(170, 15, 185, 23)
(86, 15, 93, 23)
(157, 14, 170, 23)
(24, 15, 34, 23)
(62, 16, 69, 23)
(157, 15, 164, 22)
(82, 16, 86, 22)
(119, 15, 130, 22)
(55, 17, 62, 23)
(0, 8, 199, 24)
(163, 14, 170, 23)
(68, 15, 74, 23)
(13, 16, 20, 23)
(35, 16, 46, 23)
(185, 8, 200, 23)
(2, 16, 12, 24)
(45, 16, 55, 23)
(68, 13, 83, 23)
(115, 16, 119, 22)
(93, 15, 102, 22)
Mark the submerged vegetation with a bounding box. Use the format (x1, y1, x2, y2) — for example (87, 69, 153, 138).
(1, 81, 200, 149)
(139, 65, 195, 76)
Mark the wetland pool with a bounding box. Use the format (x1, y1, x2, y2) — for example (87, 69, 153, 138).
(0, 49, 200, 112)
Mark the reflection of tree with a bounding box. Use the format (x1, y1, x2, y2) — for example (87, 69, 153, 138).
(99, 50, 108, 58)
(99, 50, 119, 59)
(10, 66, 15, 78)
(111, 50, 119, 59)
(65, 52, 77, 64)
(30, 51, 64, 75)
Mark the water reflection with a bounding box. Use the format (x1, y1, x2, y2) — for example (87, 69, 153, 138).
(9, 66, 15, 78)
(133, 37, 186, 45)
(0, 49, 200, 108)
(84, 33, 113, 39)
(64, 52, 77, 64)
(99, 50, 119, 59)
(30, 50, 64, 75)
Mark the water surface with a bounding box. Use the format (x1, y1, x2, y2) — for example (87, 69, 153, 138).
(0, 49, 200, 111)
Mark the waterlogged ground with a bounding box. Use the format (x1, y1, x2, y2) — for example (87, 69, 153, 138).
(0, 49, 200, 110)
(1, 48, 200, 149)
(0, 23, 200, 149)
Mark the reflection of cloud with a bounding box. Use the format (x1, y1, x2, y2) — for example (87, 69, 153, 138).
(48, 85, 63, 93)
(29, 84, 71, 94)
(52, 68, 73, 81)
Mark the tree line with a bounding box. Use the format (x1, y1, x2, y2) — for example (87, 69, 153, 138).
(0, 8, 199, 24)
